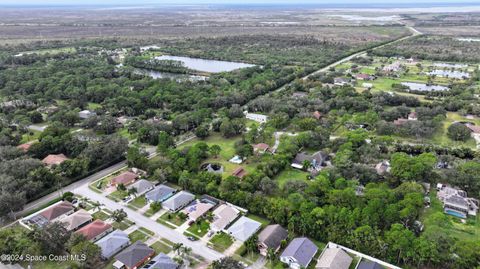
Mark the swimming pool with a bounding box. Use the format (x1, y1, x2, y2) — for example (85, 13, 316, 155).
(445, 209, 466, 218)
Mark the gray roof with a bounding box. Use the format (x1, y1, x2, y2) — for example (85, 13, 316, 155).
(281, 237, 318, 268)
(115, 241, 154, 268)
(258, 224, 288, 249)
(293, 151, 326, 166)
(357, 261, 383, 269)
(227, 216, 262, 242)
(445, 195, 469, 208)
(162, 191, 195, 211)
(95, 230, 130, 259)
(128, 179, 155, 194)
(149, 253, 178, 269)
(146, 185, 176, 202)
(316, 248, 352, 269)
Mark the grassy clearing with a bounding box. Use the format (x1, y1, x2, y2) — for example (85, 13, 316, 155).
(92, 210, 110, 221)
(274, 167, 310, 188)
(129, 195, 147, 209)
(107, 190, 128, 201)
(111, 220, 132, 231)
(209, 232, 234, 252)
(20, 130, 41, 143)
(186, 219, 210, 237)
(157, 218, 177, 229)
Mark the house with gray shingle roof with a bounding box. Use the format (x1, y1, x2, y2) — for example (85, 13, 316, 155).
(257, 224, 288, 256)
(114, 241, 154, 269)
(142, 253, 178, 269)
(128, 179, 154, 196)
(280, 237, 318, 269)
(316, 248, 352, 269)
(227, 216, 262, 242)
(162, 191, 195, 212)
(95, 230, 131, 259)
(145, 185, 176, 203)
(357, 260, 383, 269)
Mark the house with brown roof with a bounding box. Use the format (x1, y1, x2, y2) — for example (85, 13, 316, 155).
(42, 153, 69, 167)
(17, 142, 33, 152)
(257, 224, 288, 256)
(355, 74, 375, 81)
(40, 201, 74, 221)
(58, 209, 92, 231)
(232, 167, 247, 179)
(316, 248, 352, 269)
(76, 219, 113, 241)
(253, 143, 270, 154)
(465, 123, 480, 134)
(313, 111, 322, 120)
(111, 171, 139, 187)
(181, 200, 214, 222)
(211, 204, 240, 232)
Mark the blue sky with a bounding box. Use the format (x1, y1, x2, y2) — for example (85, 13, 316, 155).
(2, 0, 480, 6)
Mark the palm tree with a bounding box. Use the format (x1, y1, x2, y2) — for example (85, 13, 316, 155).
(92, 201, 102, 212)
(172, 243, 183, 255)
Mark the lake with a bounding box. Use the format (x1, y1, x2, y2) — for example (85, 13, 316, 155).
(401, 82, 450, 92)
(133, 68, 207, 82)
(154, 55, 256, 73)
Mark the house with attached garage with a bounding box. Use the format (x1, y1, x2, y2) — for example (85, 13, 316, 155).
(315, 247, 352, 269)
(111, 171, 140, 187)
(57, 209, 92, 231)
(127, 179, 155, 196)
(145, 184, 176, 203)
(257, 224, 288, 256)
(95, 230, 131, 260)
(75, 219, 113, 242)
(227, 216, 262, 242)
(211, 204, 241, 232)
(162, 191, 195, 212)
(181, 200, 214, 223)
(291, 151, 327, 171)
(42, 153, 69, 167)
(141, 253, 178, 269)
(114, 241, 155, 269)
(21, 201, 74, 229)
(280, 237, 318, 269)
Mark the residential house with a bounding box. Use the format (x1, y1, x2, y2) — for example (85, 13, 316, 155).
(292, 92, 308, 98)
(253, 143, 270, 154)
(127, 179, 154, 196)
(315, 248, 352, 269)
(227, 216, 262, 242)
(437, 184, 478, 218)
(17, 142, 33, 152)
(313, 111, 322, 120)
(114, 241, 155, 269)
(39, 201, 74, 221)
(334, 77, 351, 86)
(79, 110, 96, 119)
(257, 224, 288, 256)
(145, 185, 176, 203)
(280, 237, 318, 269)
(111, 171, 139, 187)
(162, 191, 195, 212)
(245, 112, 268, 123)
(382, 62, 402, 73)
(181, 200, 214, 222)
(357, 261, 383, 269)
(355, 74, 375, 81)
(76, 219, 113, 241)
(229, 155, 244, 164)
(142, 253, 178, 269)
(58, 209, 92, 231)
(375, 160, 391, 175)
(291, 151, 327, 171)
(232, 167, 247, 179)
(211, 204, 240, 232)
(408, 112, 418, 121)
(96, 230, 131, 260)
(42, 153, 69, 167)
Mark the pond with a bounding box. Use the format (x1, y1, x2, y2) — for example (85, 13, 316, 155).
(154, 55, 256, 73)
(401, 82, 450, 92)
(428, 70, 470, 79)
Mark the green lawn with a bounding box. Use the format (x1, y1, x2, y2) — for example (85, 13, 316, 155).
(158, 212, 187, 226)
(92, 210, 110, 221)
(274, 168, 310, 188)
(111, 220, 133, 231)
(186, 219, 210, 237)
(107, 190, 128, 201)
(150, 241, 172, 254)
(20, 130, 41, 143)
(178, 133, 240, 160)
(139, 227, 155, 236)
(128, 230, 150, 242)
(209, 232, 234, 252)
(157, 218, 177, 229)
(87, 102, 102, 110)
(129, 195, 147, 209)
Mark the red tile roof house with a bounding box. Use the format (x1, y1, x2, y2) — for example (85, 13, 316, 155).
(111, 171, 139, 187)
(232, 167, 247, 179)
(17, 142, 33, 152)
(253, 143, 270, 154)
(42, 153, 69, 167)
(76, 219, 113, 242)
(40, 201, 75, 221)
